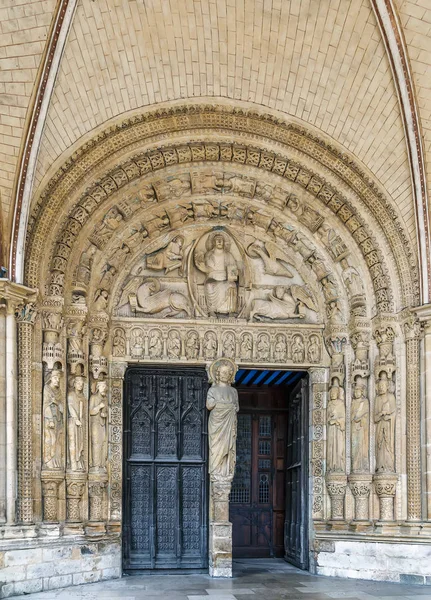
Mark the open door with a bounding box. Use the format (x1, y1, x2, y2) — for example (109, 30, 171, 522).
(284, 376, 309, 569)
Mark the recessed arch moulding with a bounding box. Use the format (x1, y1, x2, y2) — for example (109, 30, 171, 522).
(15, 106, 425, 584)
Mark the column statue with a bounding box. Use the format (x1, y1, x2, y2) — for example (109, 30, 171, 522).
(375, 372, 396, 473)
(206, 358, 239, 480)
(89, 380, 108, 471)
(43, 369, 64, 470)
(67, 376, 85, 471)
(326, 378, 345, 473)
(350, 377, 369, 473)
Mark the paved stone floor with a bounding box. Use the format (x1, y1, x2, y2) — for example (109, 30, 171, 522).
(13, 559, 431, 600)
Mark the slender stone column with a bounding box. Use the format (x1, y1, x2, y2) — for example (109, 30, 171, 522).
(107, 361, 126, 532)
(0, 301, 6, 523)
(5, 305, 16, 524)
(415, 304, 431, 520)
(404, 315, 422, 521)
(15, 301, 37, 523)
(0, 282, 36, 525)
(309, 368, 327, 523)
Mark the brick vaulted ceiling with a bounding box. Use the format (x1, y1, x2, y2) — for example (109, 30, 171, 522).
(1, 0, 431, 298)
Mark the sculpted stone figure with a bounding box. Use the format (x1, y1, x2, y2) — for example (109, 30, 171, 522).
(222, 332, 235, 358)
(206, 359, 239, 480)
(186, 331, 199, 359)
(250, 285, 316, 321)
(375, 372, 396, 473)
(112, 328, 126, 357)
(132, 278, 192, 318)
(308, 335, 320, 363)
(167, 331, 181, 358)
(195, 232, 239, 317)
(274, 334, 287, 361)
(292, 335, 304, 363)
(327, 379, 345, 473)
(67, 376, 85, 471)
(76, 244, 97, 287)
(43, 369, 64, 470)
(240, 333, 253, 360)
(351, 379, 369, 473)
(89, 380, 108, 471)
(149, 330, 163, 358)
(204, 331, 218, 360)
(146, 235, 185, 275)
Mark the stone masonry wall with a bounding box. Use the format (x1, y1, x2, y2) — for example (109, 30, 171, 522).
(314, 540, 431, 584)
(0, 539, 121, 598)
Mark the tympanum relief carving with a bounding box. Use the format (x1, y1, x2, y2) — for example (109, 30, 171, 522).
(113, 224, 320, 326)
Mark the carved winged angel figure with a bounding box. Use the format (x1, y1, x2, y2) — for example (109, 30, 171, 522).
(250, 285, 317, 321)
(247, 240, 294, 277)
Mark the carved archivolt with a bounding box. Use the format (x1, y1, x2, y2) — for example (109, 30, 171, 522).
(25, 107, 418, 313)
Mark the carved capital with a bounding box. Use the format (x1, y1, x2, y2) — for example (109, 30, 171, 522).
(309, 368, 327, 384)
(348, 474, 372, 521)
(110, 361, 127, 379)
(15, 301, 37, 324)
(326, 474, 347, 520)
(374, 473, 397, 522)
(404, 315, 422, 341)
(373, 473, 397, 498)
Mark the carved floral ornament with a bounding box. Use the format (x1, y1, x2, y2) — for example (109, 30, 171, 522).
(25, 106, 417, 314)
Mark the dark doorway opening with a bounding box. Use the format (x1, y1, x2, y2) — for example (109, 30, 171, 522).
(230, 370, 309, 570)
(123, 366, 209, 572)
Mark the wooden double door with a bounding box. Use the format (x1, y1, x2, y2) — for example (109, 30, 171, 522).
(230, 378, 308, 569)
(123, 366, 209, 572)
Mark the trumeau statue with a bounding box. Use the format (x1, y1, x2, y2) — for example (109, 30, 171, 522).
(327, 378, 346, 473)
(194, 231, 240, 317)
(89, 380, 108, 472)
(351, 377, 369, 473)
(375, 372, 396, 473)
(67, 376, 85, 471)
(43, 369, 64, 470)
(206, 359, 239, 481)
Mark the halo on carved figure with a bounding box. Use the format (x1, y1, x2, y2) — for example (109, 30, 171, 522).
(207, 357, 238, 385)
(206, 231, 231, 252)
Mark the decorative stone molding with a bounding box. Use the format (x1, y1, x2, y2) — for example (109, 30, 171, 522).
(374, 473, 398, 522)
(326, 474, 347, 521)
(24, 109, 418, 311)
(108, 365, 124, 524)
(348, 474, 372, 521)
(15, 300, 37, 524)
(110, 319, 325, 368)
(403, 313, 422, 521)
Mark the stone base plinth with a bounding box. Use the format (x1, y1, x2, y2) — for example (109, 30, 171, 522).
(0, 533, 120, 598)
(209, 522, 232, 577)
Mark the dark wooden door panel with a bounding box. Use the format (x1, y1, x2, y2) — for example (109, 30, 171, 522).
(230, 388, 287, 558)
(284, 377, 309, 570)
(123, 367, 208, 571)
